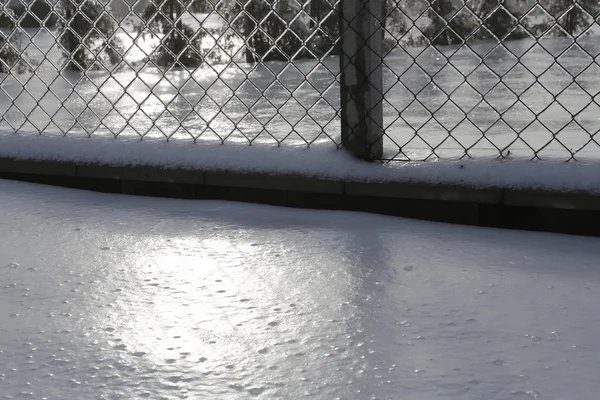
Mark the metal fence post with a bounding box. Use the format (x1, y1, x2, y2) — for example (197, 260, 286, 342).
(339, 0, 384, 161)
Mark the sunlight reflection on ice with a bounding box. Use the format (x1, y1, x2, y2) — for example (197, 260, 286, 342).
(1, 26, 600, 159)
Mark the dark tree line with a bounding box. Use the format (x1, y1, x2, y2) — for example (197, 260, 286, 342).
(0, 9, 32, 73)
(7, 0, 58, 28)
(423, 0, 599, 45)
(136, 0, 203, 68)
(57, 0, 122, 71)
(541, 0, 599, 36)
(1, 0, 600, 73)
(206, 0, 600, 62)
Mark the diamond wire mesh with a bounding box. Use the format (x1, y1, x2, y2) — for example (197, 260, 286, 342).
(0, 0, 599, 162)
(379, 0, 600, 162)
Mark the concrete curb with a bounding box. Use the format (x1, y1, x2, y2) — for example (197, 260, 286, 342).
(0, 157, 599, 236)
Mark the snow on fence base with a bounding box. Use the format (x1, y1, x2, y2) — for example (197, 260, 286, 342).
(2, 133, 600, 192)
(1, 134, 600, 237)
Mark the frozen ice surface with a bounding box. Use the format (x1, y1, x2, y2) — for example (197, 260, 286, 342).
(1, 179, 600, 399)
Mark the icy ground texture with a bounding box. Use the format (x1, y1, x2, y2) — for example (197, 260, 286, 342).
(1, 25, 600, 161)
(1, 180, 600, 399)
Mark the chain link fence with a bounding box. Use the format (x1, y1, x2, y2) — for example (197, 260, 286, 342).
(0, 0, 598, 162)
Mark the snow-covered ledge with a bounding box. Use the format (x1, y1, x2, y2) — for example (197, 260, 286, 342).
(1, 133, 600, 194)
(2, 134, 600, 236)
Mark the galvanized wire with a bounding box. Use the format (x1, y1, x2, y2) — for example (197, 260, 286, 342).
(379, 0, 600, 162)
(0, 0, 598, 162)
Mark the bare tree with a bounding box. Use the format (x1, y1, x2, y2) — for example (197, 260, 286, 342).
(422, 0, 475, 45)
(307, 0, 339, 56)
(217, 0, 306, 62)
(57, 0, 122, 71)
(138, 0, 203, 68)
(471, 0, 529, 41)
(0, 8, 34, 74)
(541, 0, 599, 36)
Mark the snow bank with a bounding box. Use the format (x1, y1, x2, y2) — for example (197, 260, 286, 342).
(1, 132, 600, 193)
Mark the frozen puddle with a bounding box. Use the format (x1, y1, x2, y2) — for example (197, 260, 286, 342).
(0, 179, 599, 399)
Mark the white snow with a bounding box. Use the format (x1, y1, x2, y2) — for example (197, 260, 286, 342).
(3, 133, 600, 192)
(1, 179, 600, 399)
